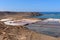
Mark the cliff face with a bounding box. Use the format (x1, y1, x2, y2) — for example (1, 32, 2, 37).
(0, 22, 58, 40)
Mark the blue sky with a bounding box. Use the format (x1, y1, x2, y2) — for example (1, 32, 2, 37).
(0, 0, 60, 12)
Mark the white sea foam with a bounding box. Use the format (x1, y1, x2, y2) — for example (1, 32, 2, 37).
(42, 18, 60, 24)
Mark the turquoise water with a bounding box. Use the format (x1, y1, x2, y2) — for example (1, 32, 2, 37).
(35, 12, 60, 19)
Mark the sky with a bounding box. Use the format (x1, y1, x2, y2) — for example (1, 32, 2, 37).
(0, 0, 60, 12)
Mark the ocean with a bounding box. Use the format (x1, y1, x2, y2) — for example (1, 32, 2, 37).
(35, 12, 60, 19)
(26, 12, 60, 37)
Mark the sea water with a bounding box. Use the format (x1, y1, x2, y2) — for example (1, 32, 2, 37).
(27, 12, 60, 37)
(35, 12, 60, 19)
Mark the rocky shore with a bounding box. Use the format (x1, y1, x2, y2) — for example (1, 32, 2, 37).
(0, 12, 42, 19)
(0, 22, 58, 40)
(0, 12, 59, 40)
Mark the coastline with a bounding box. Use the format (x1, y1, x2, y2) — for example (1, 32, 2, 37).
(0, 12, 60, 40)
